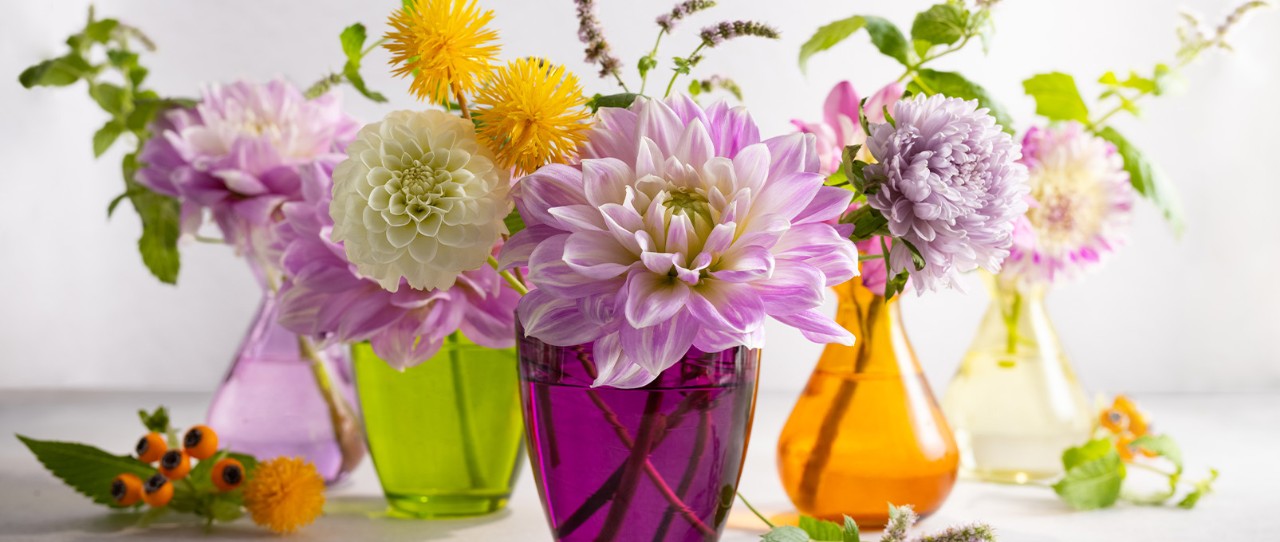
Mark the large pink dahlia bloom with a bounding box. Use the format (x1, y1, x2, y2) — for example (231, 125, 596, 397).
(1001, 122, 1135, 284)
(275, 162, 520, 369)
(136, 80, 359, 256)
(501, 96, 859, 388)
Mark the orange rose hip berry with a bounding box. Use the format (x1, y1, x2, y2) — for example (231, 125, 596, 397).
(110, 473, 143, 506)
(210, 458, 245, 491)
(142, 473, 173, 507)
(183, 425, 219, 460)
(135, 432, 167, 463)
(158, 449, 191, 480)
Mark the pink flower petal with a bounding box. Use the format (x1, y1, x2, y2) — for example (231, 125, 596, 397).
(624, 270, 691, 328)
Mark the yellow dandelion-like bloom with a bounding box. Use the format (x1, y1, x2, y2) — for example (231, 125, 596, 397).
(243, 457, 325, 534)
(384, 0, 500, 105)
(474, 58, 593, 176)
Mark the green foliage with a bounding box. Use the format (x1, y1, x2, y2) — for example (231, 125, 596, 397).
(339, 23, 387, 103)
(1132, 434, 1183, 470)
(503, 208, 526, 237)
(764, 526, 812, 542)
(587, 92, 640, 112)
(911, 3, 967, 57)
(1094, 127, 1184, 234)
(762, 515, 861, 542)
(909, 69, 1014, 132)
(1177, 469, 1218, 509)
(1053, 438, 1125, 510)
(1022, 72, 1090, 123)
(863, 17, 911, 66)
(798, 16, 866, 73)
(16, 435, 155, 507)
(17, 7, 185, 284)
(137, 406, 170, 434)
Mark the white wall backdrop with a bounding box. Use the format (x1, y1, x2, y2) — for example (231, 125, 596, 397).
(2, 0, 1278, 394)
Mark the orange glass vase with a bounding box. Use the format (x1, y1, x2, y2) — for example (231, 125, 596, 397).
(777, 279, 959, 527)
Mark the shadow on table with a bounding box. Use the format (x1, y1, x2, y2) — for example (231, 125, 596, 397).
(319, 495, 517, 540)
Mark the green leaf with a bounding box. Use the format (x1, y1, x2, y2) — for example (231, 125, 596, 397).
(911, 3, 967, 55)
(1063, 438, 1114, 470)
(83, 19, 120, 44)
(137, 407, 170, 433)
(910, 69, 1014, 132)
(1053, 450, 1126, 510)
(208, 497, 244, 522)
(124, 154, 182, 283)
(799, 515, 845, 541)
(1177, 469, 1217, 509)
(342, 62, 388, 103)
(842, 516, 860, 542)
(107, 191, 130, 218)
(1022, 72, 1090, 123)
(90, 83, 130, 116)
(18, 54, 93, 88)
(503, 209, 526, 237)
(863, 17, 910, 66)
(16, 435, 155, 507)
(1094, 127, 1184, 234)
(798, 16, 866, 73)
(900, 238, 926, 271)
(846, 206, 888, 241)
(638, 55, 657, 79)
(1131, 434, 1183, 471)
(763, 526, 811, 542)
(93, 121, 125, 157)
(883, 269, 910, 301)
(126, 96, 163, 132)
(340, 23, 367, 60)
(587, 93, 639, 112)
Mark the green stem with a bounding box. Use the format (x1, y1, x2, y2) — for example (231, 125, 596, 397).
(736, 493, 775, 529)
(638, 30, 666, 95)
(1004, 288, 1022, 355)
(447, 332, 484, 488)
(488, 255, 529, 294)
(664, 43, 706, 98)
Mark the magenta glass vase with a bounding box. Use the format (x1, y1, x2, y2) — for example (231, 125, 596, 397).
(206, 288, 364, 484)
(518, 332, 760, 542)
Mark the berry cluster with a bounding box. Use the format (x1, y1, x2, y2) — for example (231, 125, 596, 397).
(110, 425, 244, 508)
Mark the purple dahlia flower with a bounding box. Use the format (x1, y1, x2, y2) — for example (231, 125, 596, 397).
(863, 94, 1029, 292)
(1002, 122, 1134, 284)
(501, 96, 859, 388)
(136, 80, 359, 258)
(274, 162, 520, 370)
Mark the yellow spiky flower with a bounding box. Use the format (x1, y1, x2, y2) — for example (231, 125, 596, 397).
(384, 0, 500, 106)
(474, 58, 593, 176)
(242, 457, 325, 534)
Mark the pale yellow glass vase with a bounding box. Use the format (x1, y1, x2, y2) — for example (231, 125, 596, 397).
(941, 273, 1092, 483)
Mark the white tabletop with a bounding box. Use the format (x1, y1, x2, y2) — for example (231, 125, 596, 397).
(1, 390, 1275, 541)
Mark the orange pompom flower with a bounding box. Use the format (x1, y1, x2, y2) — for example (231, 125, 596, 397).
(385, 0, 500, 106)
(243, 457, 325, 534)
(474, 58, 592, 176)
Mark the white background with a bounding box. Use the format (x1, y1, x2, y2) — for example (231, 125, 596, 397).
(2, 0, 1277, 394)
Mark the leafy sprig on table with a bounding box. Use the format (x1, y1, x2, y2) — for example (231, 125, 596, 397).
(799, 0, 1013, 131)
(1020, 1, 1271, 234)
(17, 406, 258, 528)
(741, 494, 996, 542)
(18, 7, 190, 284)
(1052, 434, 1217, 511)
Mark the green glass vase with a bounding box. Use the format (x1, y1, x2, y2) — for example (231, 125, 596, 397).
(353, 334, 525, 517)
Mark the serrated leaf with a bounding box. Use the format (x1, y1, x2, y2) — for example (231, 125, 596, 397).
(863, 16, 910, 66)
(842, 516, 860, 542)
(124, 154, 182, 283)
(1022, 72, 1090, 123)
(799, 16, 866, 73)
(911, 69, 1014, 133)
(800, 515, 846, 541)
(1053, 451, 1125, 510)
(1131, 434, 1183, 471)
(93, 121, 125, 157)
(1094, 127, 1184, 234)
(17, 435, 155, 507)
(763, 525, 811, 542)
(18, 54, 92, 88)
(911, 3, 967, 55)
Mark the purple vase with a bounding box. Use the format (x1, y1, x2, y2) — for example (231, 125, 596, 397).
(206, 288, 364, 484)
(518, 333, 760, 542)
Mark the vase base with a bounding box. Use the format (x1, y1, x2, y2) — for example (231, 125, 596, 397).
(383, 491, 511, 518)
(960, 466, 1060, 485)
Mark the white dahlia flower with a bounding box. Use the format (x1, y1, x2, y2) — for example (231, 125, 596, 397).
(330, 110, 510, 292)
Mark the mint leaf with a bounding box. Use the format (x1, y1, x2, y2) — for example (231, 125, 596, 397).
(92, 120, 125, 157)
(342, 62, 387, 103)
(17, 435, 155, 507)
(137, 406, 169, 433)
(1022, 72, 1090, 123)
(763, 526, 811, 542)
(911, 3, 967, 56)
(1062, 438, 1113, 470)
(1095, 127, 1184, 234)
(863, 17, 910, 66)
(799, 16, 866, 73)
(18, 54, 92, 88)
(587, 92, 639, 112)
(90, 83, 130, 116)
(1053, 450, 1126, 510)
(124, 154, 181, 284)
(800, 515, 845, 541)
(339, 23, 366, 60)
(843, 516, 860, 542)
(1131, 434, 1183, 471)
(910, 69, 1014, 132)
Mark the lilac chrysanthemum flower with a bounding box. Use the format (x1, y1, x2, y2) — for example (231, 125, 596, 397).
(275, 162, 519, 369)
(863, 94, 1029, 292)
(1001, 122, 1135, 284)
(501, 96, 859, 388)
(136, 80, 359, 256)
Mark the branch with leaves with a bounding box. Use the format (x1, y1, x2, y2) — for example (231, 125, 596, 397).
(742, 494, 997, 542)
